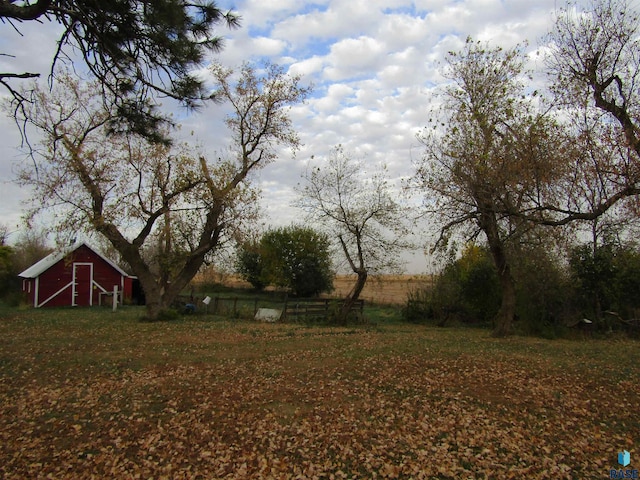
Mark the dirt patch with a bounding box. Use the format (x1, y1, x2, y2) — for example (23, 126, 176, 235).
(1, 315, 637, 479)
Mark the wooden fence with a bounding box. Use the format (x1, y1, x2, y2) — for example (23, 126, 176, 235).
(282, 298, 364, 322)
(175, 294, 365, 322)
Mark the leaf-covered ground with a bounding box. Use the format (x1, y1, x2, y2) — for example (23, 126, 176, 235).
(0, 307, 638, 478)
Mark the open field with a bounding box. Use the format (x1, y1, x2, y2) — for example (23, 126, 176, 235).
(1, 306, 639, 478)
(329, 275, 433, 305)
(204, 274, 434, 305)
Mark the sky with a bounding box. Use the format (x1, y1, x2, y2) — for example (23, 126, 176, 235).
(0, 0, 595, 272)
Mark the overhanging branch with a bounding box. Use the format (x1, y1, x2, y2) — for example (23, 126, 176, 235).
(0, 0, 52, 21)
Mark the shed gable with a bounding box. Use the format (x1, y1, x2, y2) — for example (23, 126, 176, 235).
(19, 243, 132, 308)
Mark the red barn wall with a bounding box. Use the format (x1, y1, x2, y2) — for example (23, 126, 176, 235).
(29, 245, 131, 308)
(37, 256, 75, 307)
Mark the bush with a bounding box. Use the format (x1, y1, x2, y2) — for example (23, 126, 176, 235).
(501, 243, 572, 337)
(403, 242, 574, 338)
(235, 242, 266, 290)
(615, 248, 640, 317)
(237, 225, 334, 297)
(403, 244, 500, 326)
(569, 242, 640, 330)
(0, 245, 15, 297)
(403, 287, 434, 324)
(456, 248, 501, 324)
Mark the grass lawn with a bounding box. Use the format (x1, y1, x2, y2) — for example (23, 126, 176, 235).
(0, 305, 639, 479)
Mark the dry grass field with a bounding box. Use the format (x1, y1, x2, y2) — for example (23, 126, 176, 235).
(1, 306, 639, 478)
(201, 273, 433, 305)
(329, 275, 433, 305)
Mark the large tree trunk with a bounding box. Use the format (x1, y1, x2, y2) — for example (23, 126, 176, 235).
(97, 207, 223, 321)
(126, 257, 169, 321)
(143, 298, 165, 321)
(480, 210, 517, 337)
(492, 263, 517, 337)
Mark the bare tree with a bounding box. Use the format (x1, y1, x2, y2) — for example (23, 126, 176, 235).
(297, 145, 409, 323)
(9, 227, 52, 274)
(538, 0, 640, 223)
(13, 63, 310, 319)
(0, 224, 9, 246)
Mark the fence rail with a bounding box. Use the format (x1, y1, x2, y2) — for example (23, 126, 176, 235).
(283, 298, 364, 322)
(174, 294, 365, 321)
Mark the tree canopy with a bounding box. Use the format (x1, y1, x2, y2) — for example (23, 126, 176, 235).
(413, 39, 568, 336)
(12, 62, 309, 319)
(237, 225, 334, 297)
(410, 0, 640, 334)
(538, 0, 640, 224)
(0, 0, 240, 144)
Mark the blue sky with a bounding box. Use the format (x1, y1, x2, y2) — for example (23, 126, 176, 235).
(0, 0, 594, 272)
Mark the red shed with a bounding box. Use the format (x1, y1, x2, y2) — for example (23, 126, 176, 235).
(18, 243, 134, 308)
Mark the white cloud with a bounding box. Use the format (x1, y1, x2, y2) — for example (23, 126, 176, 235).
(287, 56, 325, 79)
(271, 0, 388, 46)
(312, 83, 355, 112)
(250, 36, 288, 56)
(376, 14, 430, 50)
(323, 36, 387, 81)
(236, 0, 310, 29)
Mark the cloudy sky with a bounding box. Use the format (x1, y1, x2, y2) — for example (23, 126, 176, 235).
(0, 0, 592, 272)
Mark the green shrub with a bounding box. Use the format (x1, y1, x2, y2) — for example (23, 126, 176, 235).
(511, 245, 572, 338)
(569, 242, 640, 330)
(402, 287, 434, 324)
(235, 242, 266, 290)
(402, 244, 500, 326)
(237, 225, 334, 297)
(403, 242, 575, 338)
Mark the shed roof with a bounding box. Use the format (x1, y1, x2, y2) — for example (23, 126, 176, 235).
(18, 242, 130, 279)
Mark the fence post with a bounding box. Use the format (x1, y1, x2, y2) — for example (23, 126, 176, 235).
(283, 296, 288, 321)
(112, 285, 118, 312)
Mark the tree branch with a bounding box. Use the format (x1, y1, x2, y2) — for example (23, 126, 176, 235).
(0, 0, 52, 20)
